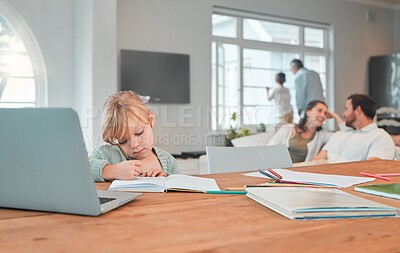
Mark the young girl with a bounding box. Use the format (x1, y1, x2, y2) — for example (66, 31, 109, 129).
(88, 91, 179, 182)
(266, 72, 293, 125)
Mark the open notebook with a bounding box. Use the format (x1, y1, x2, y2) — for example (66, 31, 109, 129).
(109, 174, 220, 192)
(247, 187, 400, 220)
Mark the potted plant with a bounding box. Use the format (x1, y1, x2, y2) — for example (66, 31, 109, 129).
(225, 112, 250, 146)
(257, 123, 266, 133)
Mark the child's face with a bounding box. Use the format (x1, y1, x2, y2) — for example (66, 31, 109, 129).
(119, 115, 155, 160)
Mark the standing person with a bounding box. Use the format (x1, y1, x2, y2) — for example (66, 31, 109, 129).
(267, 72, 293, 125)
(88, 91, 179, 182)
(290, 59, 325, 117)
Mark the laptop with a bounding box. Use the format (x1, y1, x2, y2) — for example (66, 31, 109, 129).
(0, 108, 142, 216)
(206, 145, 293, 174)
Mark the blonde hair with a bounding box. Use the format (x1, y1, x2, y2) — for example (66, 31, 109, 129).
(102, 91, 151, 144)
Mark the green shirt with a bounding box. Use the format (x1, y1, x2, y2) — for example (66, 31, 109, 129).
(88, 143, 179, 182)
(288, 131, 315, 163)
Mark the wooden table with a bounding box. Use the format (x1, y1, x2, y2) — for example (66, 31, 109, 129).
(1, 160, 400, 252)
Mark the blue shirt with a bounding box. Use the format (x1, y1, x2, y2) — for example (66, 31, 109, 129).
(295, 68, 325, 114)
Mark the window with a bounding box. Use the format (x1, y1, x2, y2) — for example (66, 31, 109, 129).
(0, 0, 46, 108)
(212, 10, 329, 130)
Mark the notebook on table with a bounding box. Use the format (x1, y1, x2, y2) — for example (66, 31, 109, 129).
(246, 187, 400, 220)
(0, 108, 142, 216)
(109, 174, 220, 192)
(355, 183, 400, 200)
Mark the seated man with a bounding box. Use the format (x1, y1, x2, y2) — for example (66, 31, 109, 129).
(311, 94, 395, 163)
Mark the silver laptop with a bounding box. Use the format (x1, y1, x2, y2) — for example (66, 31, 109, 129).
(206, 145, 293, 174)
(0, 108, 142, 216)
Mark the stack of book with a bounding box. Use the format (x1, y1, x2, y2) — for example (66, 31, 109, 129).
(246, 187, 400, 220)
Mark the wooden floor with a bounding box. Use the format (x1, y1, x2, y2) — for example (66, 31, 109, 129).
(1, 160, 400, 252)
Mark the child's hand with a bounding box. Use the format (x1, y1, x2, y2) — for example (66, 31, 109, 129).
(115, 160, 144, 180)
(102, 160, 143, 180)
(141, 168, 167, 177)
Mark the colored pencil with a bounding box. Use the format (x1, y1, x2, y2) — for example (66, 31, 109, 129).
(225, 187, 247, 191)
(274, 180, 315, 185)
(202, 191, 247, 194)
(376, 173, 400, 177)
(112, 138, 130, 160)
(258, 169, 281, 181)
(360, 172, 391, 181)
(247, 183, 334, 188)
(268, 168, 282, 179)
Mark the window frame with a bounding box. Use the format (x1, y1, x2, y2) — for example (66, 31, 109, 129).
(212, 8, 331, 130)
(0, 0, 47, 107)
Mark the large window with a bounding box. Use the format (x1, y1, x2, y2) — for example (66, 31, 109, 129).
(0, 0, 46, 108)
(212, 10, 329, 130)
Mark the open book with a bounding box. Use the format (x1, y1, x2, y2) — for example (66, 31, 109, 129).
(108, 174, 220, 193)
(246, 187, 400, 220)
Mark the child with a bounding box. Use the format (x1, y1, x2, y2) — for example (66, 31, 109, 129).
(266, 72, 293, 125)
(88, 91, 179, 182)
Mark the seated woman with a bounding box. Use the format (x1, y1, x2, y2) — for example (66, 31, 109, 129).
(267, 100, 343, 163)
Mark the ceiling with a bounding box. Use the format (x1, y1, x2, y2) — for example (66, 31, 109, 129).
(346, 0, 400, 9)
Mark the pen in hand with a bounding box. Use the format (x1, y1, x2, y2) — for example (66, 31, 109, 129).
(112, 138, 130, 160)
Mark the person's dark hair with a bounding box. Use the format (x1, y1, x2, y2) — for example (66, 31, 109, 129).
(290, 59, 304, 71)
(275, 72, 286, 85)
(347, 94, 376, 119)
(297, 100, 327, 132)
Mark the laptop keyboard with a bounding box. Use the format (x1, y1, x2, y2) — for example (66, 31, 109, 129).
(99, 197, 116, 205)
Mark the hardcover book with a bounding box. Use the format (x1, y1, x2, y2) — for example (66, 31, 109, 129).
(246, 187, 400, 220)
(354, 183, 400, 200)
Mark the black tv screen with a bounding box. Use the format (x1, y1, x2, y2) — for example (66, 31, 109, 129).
(369, 54, 400, 109)
(120, 49, 190, 103)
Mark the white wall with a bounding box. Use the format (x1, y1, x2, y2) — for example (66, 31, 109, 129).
(74, 0, 93, 148)
(117, 0, 395, 153)
(91, 0, 118, 150)
(8, 0, 117, 151)
(395, 8, 400, 52)
(7, 0, 75, 107)
(118, 0, 215, 154)
(74, 0, 118, 150)
(5, 0, 398, 154)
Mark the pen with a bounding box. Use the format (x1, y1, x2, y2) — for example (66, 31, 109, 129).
(360, 172, 391, 181)
(258, 169, 281, 181)
(202, 191, 247, 194)
(268, 168, 282, 179)
(113, 138, 130, 160)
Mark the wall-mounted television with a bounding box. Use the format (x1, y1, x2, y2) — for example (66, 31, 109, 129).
(369, 53, 400, 134)
(120, 49, 190, 103)
(369, 54, 400, 110)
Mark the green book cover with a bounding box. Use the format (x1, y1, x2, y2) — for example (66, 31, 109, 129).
(354, 183, 400, 200)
